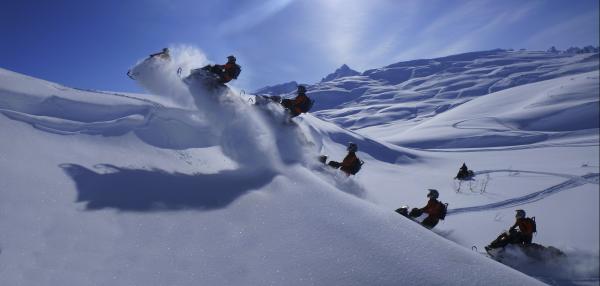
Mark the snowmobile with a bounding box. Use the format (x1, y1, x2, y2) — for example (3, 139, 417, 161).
(395, 206, 411, 217)
(127, 48, 171, 80)
(394, 206, 431, 227)
(318, 154, 364, 176)
(483, 229, 565, 262)
(454, 163, 475, 180)
(181, 65, 227, 90)
(455, 170, 475, 180)
(249, 95, 296, 125)
(253, 91, 314, 117)
(253, 95, 283, 106)
(453, 172, 490, 193)
(395, 200, 448, 230)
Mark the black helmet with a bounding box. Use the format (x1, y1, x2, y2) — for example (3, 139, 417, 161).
(427, 189, 439, 199)
(162, 48, 169, 52)
(515, 209, 526, 219)
(297, 85, 307, 93)
(227, 55, 236, 62)
(347, 142, 358, 152)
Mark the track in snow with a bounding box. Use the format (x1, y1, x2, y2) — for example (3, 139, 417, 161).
(448, 170, 599, 216)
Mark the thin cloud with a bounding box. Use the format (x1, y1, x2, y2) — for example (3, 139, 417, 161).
(317, 0, 371, 63)
(311, 0, 419, 70)
(440, 4, 537, 56)
(218, 0, 295, 35)
(525, 11, 599, 48)
(393, 1, 537, 61)
(421, 0, 490, 36)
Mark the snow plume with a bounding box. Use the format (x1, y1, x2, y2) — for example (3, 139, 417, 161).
(129, 46, 314, 170)
(128, 45, 208, 107)
(128, 45, 367, 199)
(497, 246, 600, 285)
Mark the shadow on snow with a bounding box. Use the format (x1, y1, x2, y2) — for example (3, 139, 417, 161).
(61, 163, 276, 212)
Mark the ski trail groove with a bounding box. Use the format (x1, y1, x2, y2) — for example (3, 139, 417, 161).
(447, 172, 599, 216)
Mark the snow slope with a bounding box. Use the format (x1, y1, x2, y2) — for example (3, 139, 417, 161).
(390, 71, 599, 148)
(255, 48, 599, 285)
(257, 49, 598, 140)
(0, 57, 545, 286)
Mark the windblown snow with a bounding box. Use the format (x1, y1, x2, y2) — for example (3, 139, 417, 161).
(0, 47, 598, 285)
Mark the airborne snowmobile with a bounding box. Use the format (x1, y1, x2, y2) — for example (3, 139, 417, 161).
(484, 229, 565, 262)
(254, 94, 284, 106)
(180, 65, 230, 90)
(253, 85, 314, 119)
(127, 48, 171, 80)
(179, 55, 240, 91)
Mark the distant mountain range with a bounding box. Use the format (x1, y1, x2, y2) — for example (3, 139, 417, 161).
(254, 48, 599, 137)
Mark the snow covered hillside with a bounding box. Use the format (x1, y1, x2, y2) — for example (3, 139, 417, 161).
(255, 48, 599, 285)
(0, 59, 545, 285)
(386, 71, 599, 148)
(1, 46, 598, 285)
(352, 71, 600, 285)
(257, 49, 599, 139)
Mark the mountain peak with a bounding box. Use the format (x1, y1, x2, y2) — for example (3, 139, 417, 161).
(321, 64, 360, 82)
(253, 81, 298, 95)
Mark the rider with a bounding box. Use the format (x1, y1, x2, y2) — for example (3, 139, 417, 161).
(212, 55, 241, 84)
(415, 189, 444, 229)
(128, 48, 170, 79)
(455, 162, 472, 180)
(281, 85, 311, 117)
(326, 142, 361, 176)
(510, 209, 535, 245)
(485, 209, 536, 251)
(149, 48, 170, 60)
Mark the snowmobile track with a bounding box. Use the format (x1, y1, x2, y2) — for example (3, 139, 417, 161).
(447, 171, 599, 216)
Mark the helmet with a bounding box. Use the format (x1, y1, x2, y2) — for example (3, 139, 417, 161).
(515, 209, 526, 219)
(297, 85, 307, 93)
(347, 142, 358, 152)
(227, 55, 236, 62)
(162, 48, 169, 52)
(427, 189, 439, 199)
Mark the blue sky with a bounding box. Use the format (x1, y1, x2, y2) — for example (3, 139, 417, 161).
(1, 0, 598, 93)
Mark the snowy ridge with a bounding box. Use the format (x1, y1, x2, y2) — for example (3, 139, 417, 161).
(258, 49, 599, 139)
(389, 71, 600, 148)
(254, 81, 299, 96)
(0, 55, 545, 285)
(320, 64, 360, 82)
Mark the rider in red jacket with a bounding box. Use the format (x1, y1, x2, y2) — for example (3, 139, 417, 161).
(418, 189, 444, 229)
